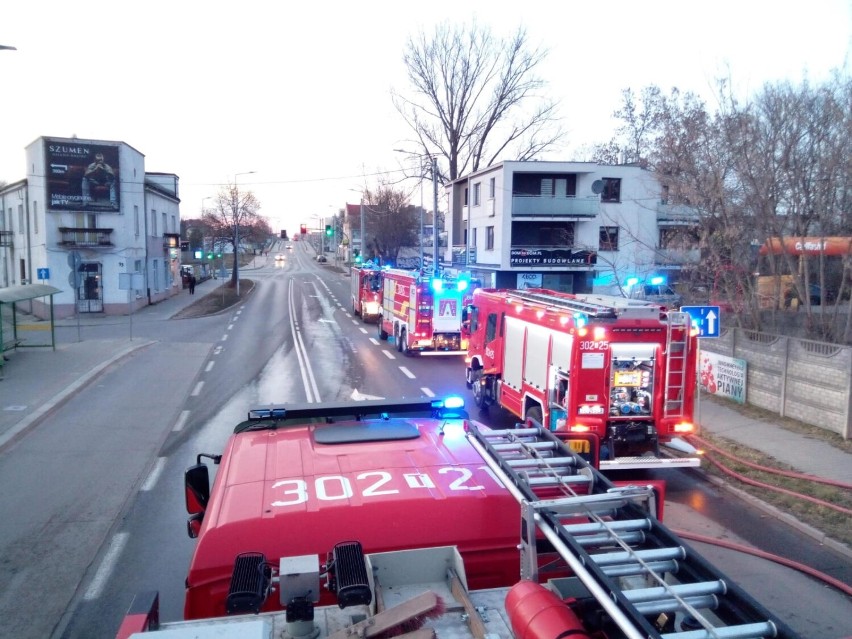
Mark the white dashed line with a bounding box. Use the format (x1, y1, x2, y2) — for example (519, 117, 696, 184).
(421, 387, 435, 397)
(369, 338, 380, 346)
(191, 381, 204, 396)
(221, 334, 228, 341)
(141, 457, 166, 492)
(399, 367, 416, 379)
(359, 327, 368, 334)
(84, 532, 129, 601)
(382, 351, 396, 360)
(172, 410, 190, 432)
(205, 361, 215, 372)
(227, 324, 234, 330)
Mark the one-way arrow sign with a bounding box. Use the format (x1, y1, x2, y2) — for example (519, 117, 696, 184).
(681, 305, 721, 338)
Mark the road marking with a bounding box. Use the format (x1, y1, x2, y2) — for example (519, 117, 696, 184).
(421, 387, 435, 397)
(352, 319, 359, 325)
(213, 346, 223, 355)
(141, 457, 167, 491)
(172, 410, 190, 432)
(221, 334, 228, 341)
(399, 366, 416, 379)
(369, 338, 380, 346)
(359, 327, 368, 334)
(84, 532, 129, 601)
(227, 324, 235, 330)
(382, 350, 396, 360)
(205, 361, 215, 372)
(191, 381, 204, 396)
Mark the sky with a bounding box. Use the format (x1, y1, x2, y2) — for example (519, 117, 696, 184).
(1, 0, 850, 236)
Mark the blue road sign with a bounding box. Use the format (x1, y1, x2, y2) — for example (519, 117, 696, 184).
(37, 267, 50, 280)
(681, 305, 721, 338)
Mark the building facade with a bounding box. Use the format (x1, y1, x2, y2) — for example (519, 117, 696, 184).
(444, 160, 700, 294)
(0, 136, 181, 319)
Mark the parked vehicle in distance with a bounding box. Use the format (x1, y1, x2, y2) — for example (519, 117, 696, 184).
(316, 255, 327, 263)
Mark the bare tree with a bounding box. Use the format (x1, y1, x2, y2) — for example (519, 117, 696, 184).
(393, 21, 564, 182)
(362, 183, 419, 265)
(202, 183, 262, 288)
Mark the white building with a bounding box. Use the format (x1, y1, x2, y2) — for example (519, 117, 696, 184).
(444, 161, 699, 294)
(0, 136, 181, 319)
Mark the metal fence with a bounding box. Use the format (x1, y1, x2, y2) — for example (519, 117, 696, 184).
(699, 327, 851, 439)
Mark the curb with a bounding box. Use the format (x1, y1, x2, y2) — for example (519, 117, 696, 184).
(0, 340, 154, 453)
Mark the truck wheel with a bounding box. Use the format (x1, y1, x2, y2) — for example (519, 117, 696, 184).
(378, 320, 388, 341)
(395, 328, 403, 352)
(400, 331, 410, 356)
(471, 371, 487, 408)
(526, 405, 544, 428)
(353, 299, 360, 317)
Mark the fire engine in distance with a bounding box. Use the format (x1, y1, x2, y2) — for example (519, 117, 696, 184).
(377, 268, 479, 355)
(465, 288, 701, 470)
(350, 264, 383, 323)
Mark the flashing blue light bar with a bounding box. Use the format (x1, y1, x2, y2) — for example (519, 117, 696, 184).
(573, 312, 588, 328)
(431, 278, 444, 292)
(456, 279, 469, 292)
(625, 276, 639, 287)
(649, 276, 665, 285)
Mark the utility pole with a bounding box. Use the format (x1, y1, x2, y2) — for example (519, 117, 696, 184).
(432, 155, 439, 275)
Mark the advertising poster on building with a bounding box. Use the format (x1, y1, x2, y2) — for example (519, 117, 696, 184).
(45, 141, 120, 212)
(699, 350, 747, 404)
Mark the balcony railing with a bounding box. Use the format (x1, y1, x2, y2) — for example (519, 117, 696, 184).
(511, 194, 599, 217)
(653, 248, 701, 266)
(657, 204, 701, 226)
(57, 227, 114, 247)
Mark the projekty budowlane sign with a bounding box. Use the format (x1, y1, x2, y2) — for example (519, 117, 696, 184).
(681, 306, 720, 338)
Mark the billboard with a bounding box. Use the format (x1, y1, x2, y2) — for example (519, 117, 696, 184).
(510, 247, 596, 267)
(45, 141, 120, 212)
(699, 350, 747, 404)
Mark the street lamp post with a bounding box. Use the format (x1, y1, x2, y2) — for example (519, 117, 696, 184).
(233, 171, 255, 296)
(394, 150, 439, 274)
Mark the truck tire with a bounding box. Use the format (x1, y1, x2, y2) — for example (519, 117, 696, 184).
(526, 405, 544, 428)
(471, 370, 487, 408)
(353, 299, 360, 317)
(400, 330, 410, 356)
(378, 319, 388, 341)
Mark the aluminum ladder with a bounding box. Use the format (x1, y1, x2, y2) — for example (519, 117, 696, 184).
(663, 311, 691, 417)
(466, 423, 800, 639)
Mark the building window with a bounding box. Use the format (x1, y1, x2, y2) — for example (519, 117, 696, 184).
(464, 187, 469, 206)
(471, 227, 477, 247)
(486, 225, 495, 250)
(18, 204, 24, 233)
(489, 177, 495, 199)
(134, 205, 140, 236)
(601, 178, 621, 203)
(162, 212, 167, 237)
(33, 202, 38, 235)
(6, 207, 11, 233)
(152, 259, 159, 291)
(151, 209, 157, 236)
(599, 226, 619, 251)
(171, 214, 177, 233)
(134, 260, 143, 297)
(473, 183, 481, 206)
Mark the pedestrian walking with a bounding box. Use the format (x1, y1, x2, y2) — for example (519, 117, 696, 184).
(189, 275, 196, 295)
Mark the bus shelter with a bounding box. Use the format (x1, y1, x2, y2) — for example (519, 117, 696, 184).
(0, 284, 62, 367)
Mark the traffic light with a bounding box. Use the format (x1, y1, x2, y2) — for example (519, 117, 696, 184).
(300, 224, 307, 235)
(325, 224, 333, 236)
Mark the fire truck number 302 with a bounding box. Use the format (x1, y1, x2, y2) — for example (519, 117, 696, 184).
(269, 467, 504, 507)
(580, 340, 609, 350)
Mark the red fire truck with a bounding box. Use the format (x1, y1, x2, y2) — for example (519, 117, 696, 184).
(115, 396, 797, 639)
(350, 265, 383, 323)
(465, 288, 700, 469)
(377, 268, 478, 355)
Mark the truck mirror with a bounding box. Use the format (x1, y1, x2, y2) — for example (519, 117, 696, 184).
(186, 513, 204, 539)
(185, 464, 210, 515)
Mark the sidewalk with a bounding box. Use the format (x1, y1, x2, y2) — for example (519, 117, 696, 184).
(696, 394, 852, 485)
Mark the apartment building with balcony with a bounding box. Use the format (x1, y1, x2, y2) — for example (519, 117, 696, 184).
(444, 160, 700, 294)
(0, 136, 181, 318)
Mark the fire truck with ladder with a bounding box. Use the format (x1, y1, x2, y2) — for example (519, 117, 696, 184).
(115, 396, 798, 639)
(465, 288, 700, 470)
(377, 268, 478, 355)
(350, 264, 383, 323)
